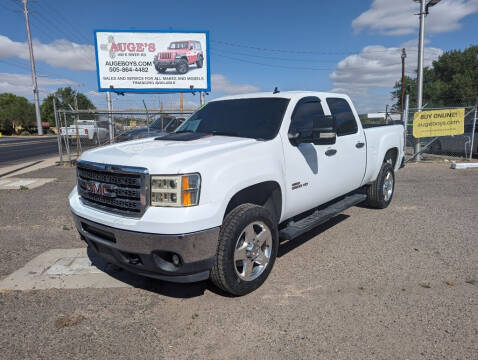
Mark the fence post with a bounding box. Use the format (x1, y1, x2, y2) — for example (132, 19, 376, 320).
(53, 98, 63, 165)
(403, 95, 409, 158)
(63, 111, 71, 165)
(470, 98, 478, 161)
(106, 92, 114, 143)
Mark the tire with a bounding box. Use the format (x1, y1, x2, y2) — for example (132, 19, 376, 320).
(175, 59, 189, 74)
(196, 55, 203, 68)
(366, 162, 395, 209)
(211, 203, 279, 296)
(154, 64, 167, 73)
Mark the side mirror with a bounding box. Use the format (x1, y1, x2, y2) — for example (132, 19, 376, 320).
(289, 115, 337, 146)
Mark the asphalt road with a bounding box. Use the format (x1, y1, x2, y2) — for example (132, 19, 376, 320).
(0, 136, 59, 166)
(0, 163, 477, 359)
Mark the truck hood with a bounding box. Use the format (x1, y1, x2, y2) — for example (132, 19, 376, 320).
(79, 135, 258, 173)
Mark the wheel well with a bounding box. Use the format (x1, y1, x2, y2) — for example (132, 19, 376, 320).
(224, 181, 282, 223)
(384, 147, 399, 168)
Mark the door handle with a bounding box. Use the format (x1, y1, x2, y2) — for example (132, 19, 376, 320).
(355, 142, 365, 149)
(325, 149, 337, 156)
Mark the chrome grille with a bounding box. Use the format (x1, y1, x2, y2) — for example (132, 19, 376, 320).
(77, 161, 149, 217)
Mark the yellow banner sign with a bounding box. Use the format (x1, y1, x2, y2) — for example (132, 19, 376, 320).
(413, 108, 465, 138)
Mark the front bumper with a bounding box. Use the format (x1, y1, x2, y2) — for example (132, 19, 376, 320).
(153, 58, 181, 67)
(73, 213, 220, 283)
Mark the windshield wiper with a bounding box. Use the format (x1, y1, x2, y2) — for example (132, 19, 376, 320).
(175, 130, 195, 134)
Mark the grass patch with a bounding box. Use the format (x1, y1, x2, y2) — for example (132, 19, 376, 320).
(445, 281, 455, 286)
(420, 282, 431, 289)
(465, 279, 476, 285)
(62, 225, 71, 231)
(54, 313, 85, 329)
(19, 185, 29, 190)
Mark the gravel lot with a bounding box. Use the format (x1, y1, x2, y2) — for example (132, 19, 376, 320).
(0, 162, 477, 359)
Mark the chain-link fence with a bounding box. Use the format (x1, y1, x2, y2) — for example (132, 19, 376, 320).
(54, 108, 195, 164)
(405, 105, 478, 161)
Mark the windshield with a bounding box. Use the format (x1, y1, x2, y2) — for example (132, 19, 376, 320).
(151, 117, 173, 130)
(176, 98, 290, 140)
(168, 42, 188, 49)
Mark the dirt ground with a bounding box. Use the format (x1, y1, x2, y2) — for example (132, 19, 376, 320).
(0, 162, 477, 359)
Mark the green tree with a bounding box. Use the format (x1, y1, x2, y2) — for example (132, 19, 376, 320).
(0, 93, 35, 134)
(392, 45, 478, 109)
(41, 87, 96, 126)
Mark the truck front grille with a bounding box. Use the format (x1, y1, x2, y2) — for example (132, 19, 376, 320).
(77, 161, 149, 217)
(160, 52, 172, 59)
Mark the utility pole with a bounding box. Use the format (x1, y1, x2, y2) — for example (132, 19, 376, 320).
(415, 0, 426, 161)
(401, 48, 407, 117)
(106, 92, 113, 142)
(74, 93, 80, 157)
(53, 98, 63, 164)
(22, 0, 43, 135)
(180, 93, 184, 114)
(414, 0, 442, 161)
(200, 92, 205, 107)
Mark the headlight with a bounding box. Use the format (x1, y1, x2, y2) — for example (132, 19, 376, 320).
(150, 174, 200, 207)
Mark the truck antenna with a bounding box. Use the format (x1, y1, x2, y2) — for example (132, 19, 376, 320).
(273, 87, 280, 94)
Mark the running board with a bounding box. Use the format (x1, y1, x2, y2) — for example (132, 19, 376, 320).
(279, 193, 367, 241)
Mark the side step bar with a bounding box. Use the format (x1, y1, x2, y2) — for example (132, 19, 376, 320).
(279, 193, 367, 241)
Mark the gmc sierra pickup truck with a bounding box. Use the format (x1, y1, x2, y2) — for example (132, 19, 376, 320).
(69, 91, 405, 295)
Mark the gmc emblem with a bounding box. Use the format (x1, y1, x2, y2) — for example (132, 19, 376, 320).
(85, 181, 117, 198)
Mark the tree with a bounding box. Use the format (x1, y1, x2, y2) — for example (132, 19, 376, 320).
(392, 45, 478, 109)
(0, 93, 35, 134)
(41, 87, 96, 126)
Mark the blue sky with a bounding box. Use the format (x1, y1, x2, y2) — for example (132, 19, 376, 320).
(1, 0, 477, 113)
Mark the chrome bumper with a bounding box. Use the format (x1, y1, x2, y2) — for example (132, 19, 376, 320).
(72, 213, 220, 282)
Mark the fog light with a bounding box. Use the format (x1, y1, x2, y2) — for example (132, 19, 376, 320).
(172, 254, 180, 266)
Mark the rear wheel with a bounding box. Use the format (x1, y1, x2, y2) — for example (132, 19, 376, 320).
(366, 162, 395, 209)
(211, 204, 278, 296)
(196, 56, 203, 68)
(175, 59, 189, 74)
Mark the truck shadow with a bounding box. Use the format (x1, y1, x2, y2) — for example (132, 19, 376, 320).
(277, 214, 349, 257)
(86, 214, 349, 299)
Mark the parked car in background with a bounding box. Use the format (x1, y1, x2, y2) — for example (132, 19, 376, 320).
(116, 116, 184, 142)
(153, 40, 203, 74)
(59, 120, 108, 144)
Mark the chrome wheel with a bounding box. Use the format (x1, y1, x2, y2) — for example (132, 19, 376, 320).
(383, 170, 394, 202)
(234, 221, 272, 281)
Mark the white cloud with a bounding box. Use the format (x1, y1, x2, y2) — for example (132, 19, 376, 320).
(0, 35, 95, 71)
(330, 44, 443, 112)
(0, 72, 79, 98)
(353, 0, 478, 35)
(211, 74, 259, 95)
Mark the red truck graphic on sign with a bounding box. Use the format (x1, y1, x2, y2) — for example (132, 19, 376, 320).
(153, 40, 203, 74)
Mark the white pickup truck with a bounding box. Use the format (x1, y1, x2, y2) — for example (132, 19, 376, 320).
(60, 120, 109, 144)
(69, 91, 405, 295)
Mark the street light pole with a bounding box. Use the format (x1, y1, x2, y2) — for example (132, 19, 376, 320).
(22, 0, 43, 135)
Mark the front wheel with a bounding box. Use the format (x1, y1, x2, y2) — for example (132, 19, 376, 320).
(210, 204, 278, 296)
(175, 59, 189, 74)
(366, 162, 395, 209)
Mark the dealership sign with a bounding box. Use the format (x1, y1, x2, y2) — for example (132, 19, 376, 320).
(94, 30, 210, 92)
(413, 108, 465, 138)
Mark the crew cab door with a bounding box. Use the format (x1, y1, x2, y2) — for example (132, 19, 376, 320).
(281, 96, 366, 219)
(323, 97, 366, 193)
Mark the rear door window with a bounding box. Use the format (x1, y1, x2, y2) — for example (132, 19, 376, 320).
(326, 98, 358, 136)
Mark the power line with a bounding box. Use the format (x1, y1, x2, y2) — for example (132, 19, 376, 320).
(210, 47, 338, 63)
(210, 51, 333, 70)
